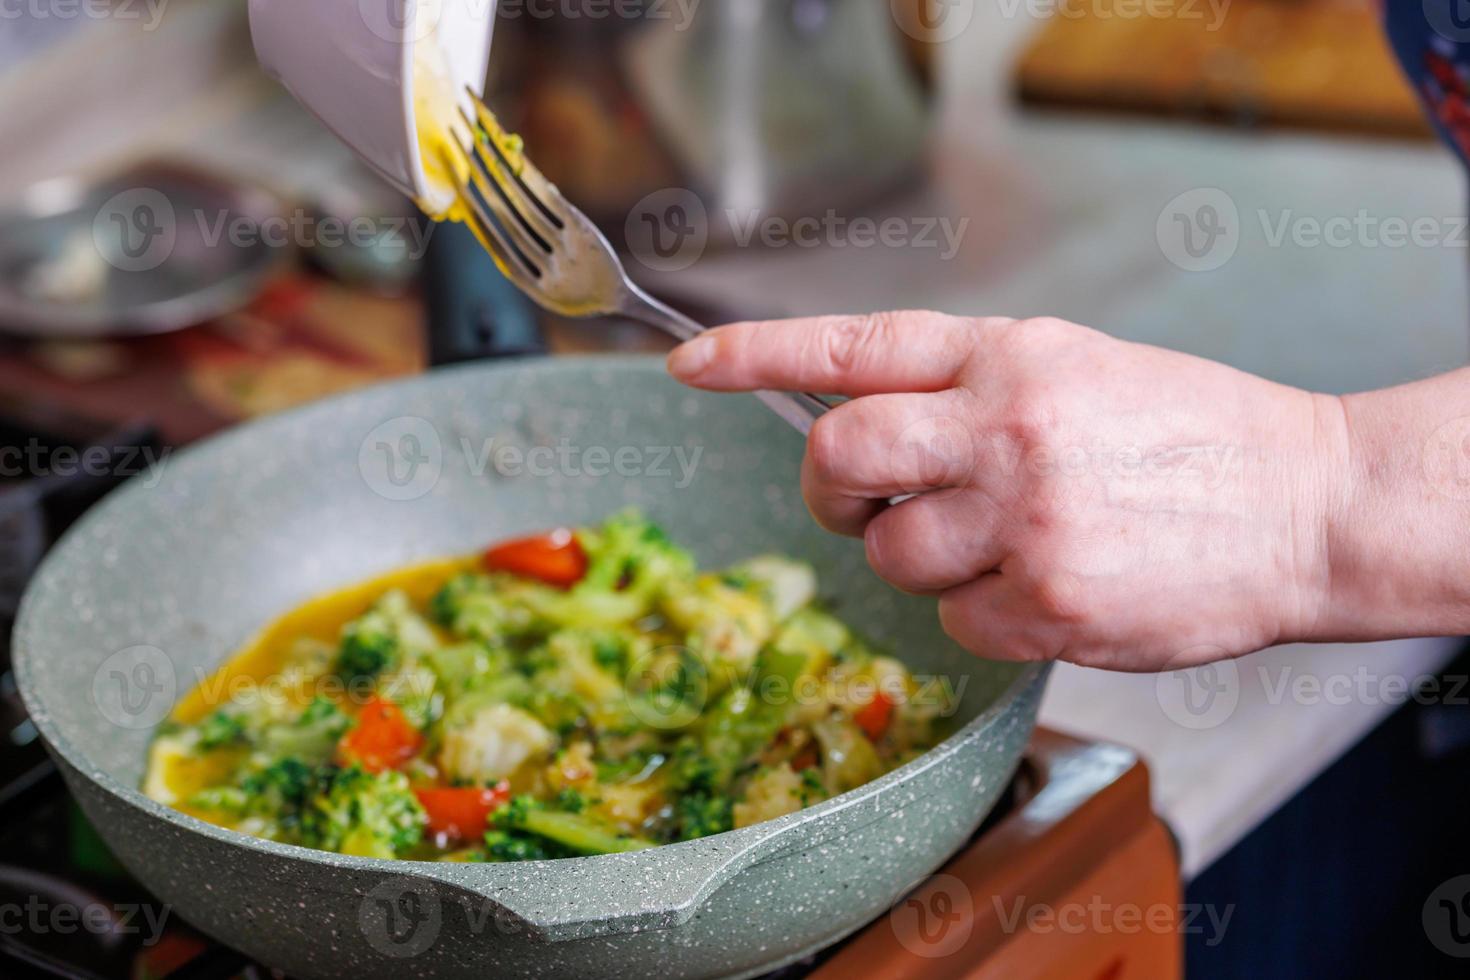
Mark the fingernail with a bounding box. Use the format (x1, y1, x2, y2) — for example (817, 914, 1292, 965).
(667, 336, 715, 379)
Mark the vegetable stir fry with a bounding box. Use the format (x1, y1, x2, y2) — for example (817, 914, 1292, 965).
(143, 513, 948, 861)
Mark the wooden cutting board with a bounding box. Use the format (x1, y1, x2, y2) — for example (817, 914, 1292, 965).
(1014, 0, 1432, 137)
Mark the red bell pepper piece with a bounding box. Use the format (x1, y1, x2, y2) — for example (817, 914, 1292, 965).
(337, 696, 422, 773)
(853, 691, 895, 741)
(482, 529, 587, 588)
(414, 783, 512, 840)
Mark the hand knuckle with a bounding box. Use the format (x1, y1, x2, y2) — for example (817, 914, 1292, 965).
(822, 312, 899, 378)
(1029, 571, 1089, 624)
(1004, 384, 1066, 449)
(1016, 316, 1076, 340)
(805, 412, 847, 484)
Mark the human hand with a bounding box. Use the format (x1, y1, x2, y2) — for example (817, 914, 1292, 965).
(667, 312, 1350, 671)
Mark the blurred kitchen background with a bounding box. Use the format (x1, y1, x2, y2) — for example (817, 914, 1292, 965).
(3, 1, 1470, 978)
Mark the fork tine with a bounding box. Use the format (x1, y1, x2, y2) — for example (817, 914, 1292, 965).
(435, 141, 542, 288)
(454, 133, 554, 274)
(465, 90, 569, 230)
(455, 107, 561, 250)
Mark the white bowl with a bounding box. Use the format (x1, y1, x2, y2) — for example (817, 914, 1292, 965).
(247, 0, 494, 213)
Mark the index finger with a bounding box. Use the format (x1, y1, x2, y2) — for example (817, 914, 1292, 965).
(666, 312, 989, 396)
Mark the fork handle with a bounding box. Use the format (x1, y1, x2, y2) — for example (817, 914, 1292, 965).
(621, 286, 831, 436)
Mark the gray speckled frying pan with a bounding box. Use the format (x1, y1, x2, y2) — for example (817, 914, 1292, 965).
(13, 356, 1047, 979)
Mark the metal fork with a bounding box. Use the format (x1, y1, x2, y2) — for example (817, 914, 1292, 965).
(442, 91, 831, 435)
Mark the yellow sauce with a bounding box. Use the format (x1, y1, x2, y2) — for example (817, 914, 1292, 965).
(410, 32, 528, 278)
(151, 557, 474, 817)
(171, 557, 473, 725)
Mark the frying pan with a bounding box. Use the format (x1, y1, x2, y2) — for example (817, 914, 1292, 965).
(13, 357, 1047, 979)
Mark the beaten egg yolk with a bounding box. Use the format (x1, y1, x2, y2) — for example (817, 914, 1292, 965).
(411, 34, 526, 278)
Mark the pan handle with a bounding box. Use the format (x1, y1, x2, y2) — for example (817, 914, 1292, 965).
(390, 817, 798, 944)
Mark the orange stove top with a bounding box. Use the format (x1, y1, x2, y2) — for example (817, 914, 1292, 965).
(805, 729, 1182, 980)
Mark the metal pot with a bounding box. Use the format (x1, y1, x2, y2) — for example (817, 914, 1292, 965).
(14, 357, 1045, 979)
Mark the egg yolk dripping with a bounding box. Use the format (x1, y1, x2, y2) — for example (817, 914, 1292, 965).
(411, 35, 526, 275)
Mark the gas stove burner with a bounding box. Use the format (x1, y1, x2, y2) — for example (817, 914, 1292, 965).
(0, 865, 129, 980)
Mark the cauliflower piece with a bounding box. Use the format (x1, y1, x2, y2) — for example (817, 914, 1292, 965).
(733, 763, 806, 829)
(545, 740, 597, 791)
(813, 713, 882, 795)
(596, 780, 666, 831)
(662, 576, 774, 679)
(438, 703, 554, 785)
(731, 556, 817, 621)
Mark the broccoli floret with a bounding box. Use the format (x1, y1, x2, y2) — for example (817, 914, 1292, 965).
(553, 788, 587, 813)
(186, 757, 320, 842)
(674, 792, 733, 841)
(678, 647, 809, 794)
(242, 758, 315, 811)
(668, 737, 719, 793)
(523, 688, 585, 737)
(576, 512, 693, 596)
(426, 641, 504, 691)
(335, 591, 439, 684)
(591, 634, 626, 673)
(301, 765, 426, 859)
(491, 794, 654, 856)
(195, 708, 249, 750)
(483, 829, 568, 862)
(430, 573, 490, 629)
(336, 625, 398, 684)
(257, 698, 350, 765)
